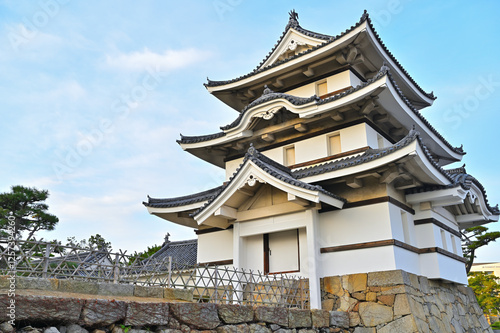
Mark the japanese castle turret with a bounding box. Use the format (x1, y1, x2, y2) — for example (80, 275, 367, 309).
(144, 10, 499, 310)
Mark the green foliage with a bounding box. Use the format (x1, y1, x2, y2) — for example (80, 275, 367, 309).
(29, 239, 64, 257)
(461, 226, 500, 273)
(491, 321, 500, 329)
(66, 234, 112, 252)
(468, 271, 500, 316)
(129, 244, 162, 263)
(119, 325, 131, 333)
(0, 185, 59, 241)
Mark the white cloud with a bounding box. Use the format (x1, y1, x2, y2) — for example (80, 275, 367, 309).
(105, 48, 209, 72)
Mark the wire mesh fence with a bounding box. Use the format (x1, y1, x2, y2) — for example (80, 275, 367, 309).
(0, 238, 309, 308)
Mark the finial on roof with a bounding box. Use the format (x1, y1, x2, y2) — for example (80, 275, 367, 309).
(262, 85, 274, 95)
(248, 143, 256, 156)
(164, 233, 170, 244)
(408, 124, 420, 138)
(380, 61, 390, 73)
(287, 9, 299, 29)
(361, 9, 369, 21)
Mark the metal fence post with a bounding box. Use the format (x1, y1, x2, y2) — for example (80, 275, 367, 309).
(113, 253, 120, 284)
(42, 243, 52, 279)
(167, 256, 172, 288)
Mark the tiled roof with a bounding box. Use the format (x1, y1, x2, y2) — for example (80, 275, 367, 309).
(144, 186, 224, 208)
(185, 67, 465, 156)
(293, 126, 426, 179)
(147, 239, 198, 268)
(33, 251, 110, 265)
(31, 251, 111, 278)
(205, 10, 436, 101)
(406, 165, 500, 216)
(382, 69, 464, 156)
(256, 10, 334, 70)
(190, 145, 347, 218)
(220, 85, 319, 131)
(177, 132, 225, 145)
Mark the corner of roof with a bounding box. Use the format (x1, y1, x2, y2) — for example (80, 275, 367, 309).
(362, 10, 436, 101)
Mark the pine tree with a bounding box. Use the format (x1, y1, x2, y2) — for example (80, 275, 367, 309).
(0, 185, 59, 241)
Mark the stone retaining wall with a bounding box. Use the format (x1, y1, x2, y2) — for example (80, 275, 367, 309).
(0, 276, 193, 302)
(0, 270, 493, 332)
(321, 270, 492, 333)
(0, 293, 351, 332)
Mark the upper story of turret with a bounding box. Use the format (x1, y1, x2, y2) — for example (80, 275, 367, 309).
(205, 10, 436, 111)
(178, 10, 465, 172)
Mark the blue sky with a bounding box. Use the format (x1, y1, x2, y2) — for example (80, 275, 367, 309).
(1, 1, 499, 262)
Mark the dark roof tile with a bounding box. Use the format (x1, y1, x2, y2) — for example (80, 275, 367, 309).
(144, 186, 223, 208)
(147, 239, 198, 267)
(406, 166, 500, 215)
(205, 10, 436, 101)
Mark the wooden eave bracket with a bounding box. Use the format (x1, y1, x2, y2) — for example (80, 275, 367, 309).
(346, 176, 363, 188)
(215, 205, 237, 220)
(287, 193, 310, 206)
(294, 123, 308, 132)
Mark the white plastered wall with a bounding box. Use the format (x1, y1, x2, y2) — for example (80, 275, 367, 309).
(388, 204, 416, 246)
(321, 247, 397, 277)
(365, 123, 391, 148)
(197, 229, 234, 264)
(318, 203, 398, 276)
(284, 70, 361, 97)
(419, 253, 467, 284)
(319, 203, 393, 246)
(413, 205, 463, 256)
(225, 123, 370, 179)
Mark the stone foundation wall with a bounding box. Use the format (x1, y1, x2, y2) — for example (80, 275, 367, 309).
(321, 270, 492, 332)
(0, 271, 493, 333)
(0, 293, 351, 333)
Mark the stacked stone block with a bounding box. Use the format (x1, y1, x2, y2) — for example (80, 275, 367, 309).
(321, 270, 492, 332)
(0, 294, 351, 332)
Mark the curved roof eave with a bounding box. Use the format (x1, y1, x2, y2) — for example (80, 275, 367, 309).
(181, 69, 464, 163)
(144, 185, 223, 210)
(179, 70, 392, 149)
(192, 146, 346, 224)
(406, 166, 500, 218)
(205, 22, 364, 91)
(205, 11, 435, 104)
(294, 130, 452, 186)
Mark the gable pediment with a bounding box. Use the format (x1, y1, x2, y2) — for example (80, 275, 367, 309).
(260, 28, 325, 69)
(193, 149, 345, 227)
